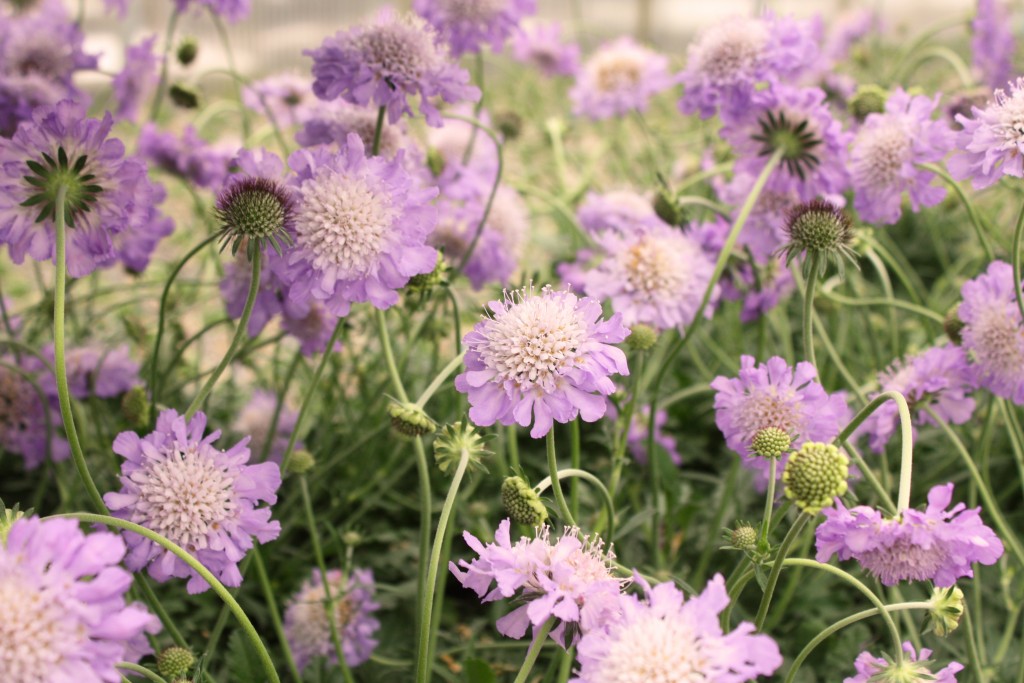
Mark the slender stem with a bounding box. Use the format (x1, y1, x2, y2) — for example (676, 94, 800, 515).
(964, 605, 990, 683)
(1000, 399, 1024, 498)
(760, 458, 778, 546)
(841, 437, 897, 514)
(376, 309, 409, 402)
(507, 425, 520, 472)
(116, 663, 169, 683)
(183, 250, 262, 421)
(819, 290, 945, 324)
(259, 350, 302, 463)
(512, 618, 556, 683)
(371, 106, 386, 157)
(414, 351, 466, 409)
(209, 11, 250, 137)
(546, 430, 576, 525)
(917, 162, 995, 261)
(1014, 201, 1024, 323)
(534, 468, 616, 540)
(149, 8, 181, 121)
(252, 547, 303, 682)
(279, 320, 344, 474)
(53, 186, 106, 513)
(801, 255, 819, 366)
(416, 446, 471, 683)
(834, 390, 914, 510)
(923, 405, 1024, 568)
(570, 419, 581, 519)
(461, 52, 485, 165)
(754, 512, 809, 630)
(58, 513, 280, 683)
(444, 115, 503, 277)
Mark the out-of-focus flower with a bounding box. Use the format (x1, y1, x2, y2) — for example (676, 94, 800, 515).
(0, 358, 68, 469)
(958, 260, 1024, 403)
(949, 78, 1024, 189)
(242, 73, 317, 128)
(232, 389, 299, 463)
(511, 22, 580, 77)
(971, 0, 1014, 90)
(112, 36, 159, 122)
(137, 124, 233, 189)
(570, 37, 676, 120)
(414, 0, 536, 56)
(845, 642, 963, 683)
(38, 342, 140, 400)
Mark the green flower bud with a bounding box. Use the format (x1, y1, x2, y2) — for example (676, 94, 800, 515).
(169, 83, 200, 109)
(176, 38, 199, 66)
(780, 199, 858, 279)
(287, 450, 316, 475)
(501, 476, 548, 526)
(849, 84, 888, 121)
(388, 401, 436, 439)
(157, 647, 195, 679)
(120, 386, 150, 430)
(728, 524, 758, 551)
(653, 190, 685, 227)
(751, 427, 792, 459)
(626, 324, 658, 352)
(783, 442, 849, 514)
(926, 585, 965, 637)
(434, 421, 490, 474)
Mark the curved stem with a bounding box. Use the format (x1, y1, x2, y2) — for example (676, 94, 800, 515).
(116, 663, 168, 683)
(416, 445, 471, 683)
(53, 186, 106, 514)
(251, 547, 302, 682)
(534, 468, 616, 540)
(754, 512, 808, 630)
(149, 8, 181, 121)
(57, 513, 280, 683)
(903, 45, 975, 87)
(414, 351, 466, 409)
(546, 430, 576, 526)
(1014, 201, 1024, 323)
(376, 308, 409, 402)
(183, 250, 261, 421)
(819, 290, 945, 324)
(259, 349, 302, 463)
(918, 162, 995, 261)
(512, 618, 556, 683)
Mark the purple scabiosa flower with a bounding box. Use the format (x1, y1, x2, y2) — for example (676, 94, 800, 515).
(948, 79, 1024, 189)
(850, 89, 955, 225)
(455, 285, 629, 438)
(570, 37, 676, 121)
(0, 9, 96, 93)
(414, 0, 535, 56)
(710, 355, 849, 485)
(431, 182, 528, 289)
(822, 9, 881, 65)
(425, 104, 498, 187)
(111, 35, 158, 122)
(39, 342, 140, 400)
(306, 8, 480, 127)
(242, 73, 316, 129)
(0, 358, 68, 469)
(104, 409, 282, 594)
(283, 134, 438, 316)
(137, 123, 233, 190)
(846, 643, 963, 683)
(861, 345, 976, 453)
(723, 85, 852, 201)
(573, 574, 782, 682)
(284, 567, 381, 671)
(450, 518, 627, 646)
(174, 0, 250, 23)
(297, 100, 412, 160)
(958, 260, 1024, 403)
(0, 72, 64, 138)
(579, 221, 717, 332)
(816, 482, 1004, 586)
(679, 14, 820, 122)
(232, 389, 299, 463)
(576, 189, 662, 237)
(0, 516, 160, 682)
(511, 22, 580, 77)
(972, 0, 1015, 90)
(281, 299, 341, 356)
(627, 406, 680, 466)
(0, 100, 169, 276)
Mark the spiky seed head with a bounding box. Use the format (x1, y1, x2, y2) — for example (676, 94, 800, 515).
(779, 199, 858, 279)
(728, 524, 758, 551)
(19, 145, 103, 227)
(751, 109, 823, 180)
(783, 441, 849, 514)
(501, 476, 548, 526)
(214, 176, 295, 261)
(157, 647, 195, 679)
(434, 420, 490, 474)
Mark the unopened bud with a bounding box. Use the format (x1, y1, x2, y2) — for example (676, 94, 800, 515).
(501, 476, 547, 526)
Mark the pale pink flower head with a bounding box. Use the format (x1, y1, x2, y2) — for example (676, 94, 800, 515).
(570, 37, 676, 120)
(511, 22, 580, 77)
(958, 260, 1024, 403)
(948, 78, 1024, 189)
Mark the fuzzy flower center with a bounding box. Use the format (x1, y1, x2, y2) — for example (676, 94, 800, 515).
(134, 444, 238, 551)
(991, 85, 1024, 148)
(440, 0, 505, 21)
(289, 580, 355, 649)
(478, 293, 589, 391)
(591, 614, 710, 683)
(691, 20, 768, 83)
(295, 168, 400, 278)
(972, 305, 1024, 376)
(589, 50, 645, 92)
(622, 236, 687, 301)
(0, 574, 78, 681)
(356, 15, 441, 81)
(856, 121, 911, 186)
(0, 367, 34, 439)
(735, 389, 801, 442)
(859, 525, 947, 584)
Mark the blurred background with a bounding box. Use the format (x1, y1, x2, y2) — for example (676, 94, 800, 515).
(77, 0, 992, 84)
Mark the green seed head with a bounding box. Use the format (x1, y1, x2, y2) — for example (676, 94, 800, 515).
(388, 401, 436, 439)
(434, 420, 490, 474)
(626, 324, 659, 352)
(214, 177, 295, 260)
(501, 476, 548, 526)
(849, 84, 888, 121)
(751, 427, 792, 459)
(728, 525, 758, 551)
(926, 585, 965, 637)
(780, 199, 858, 279)
(783, 442, 849, 514)
(157, 647, 195, 679)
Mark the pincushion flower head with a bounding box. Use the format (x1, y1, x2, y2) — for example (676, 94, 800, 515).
(724, 85, 852, 201)
(297, 100, 412, 160)
(0, 100, 169, 276)
(572, 574, 782, 683)
(710, 355, 850, 484)
(576, 189, 663, 237)
(455, 285, 629, 438)
(306, 8, 480, 127)
(678, 13, 820, 122)
(414, 0, 536, 56)
(242, 73, 316, 128)
(948, 78, 1024, 189)
(0, 516, 160, 683)
(579, 221, 718, 332)
(972, 0, 1014, 90)
(850, 89, 956, 225)
(816, 482, 1003, 586)
(284, 567, 381, 671)
(779, 199, 857, 279)
(570, 37, 676, 121)
(111, 36, 158, 122)
(861, 344, 977, 453)
(958, 260, 1024, 403)
(511, 22, 580, 77)
(104, 409, 282, 594)
(215, 168, 296, 260)
(846, 643, 963, 683)
(282, 134, 438, 316)
(137, 123, 232, 190)
(450, 518, 627, 646)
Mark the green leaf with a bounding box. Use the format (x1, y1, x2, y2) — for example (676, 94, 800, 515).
(754, 563, 770, 592)
(225, 631, 267, 683)
(462, 658, 497, 683)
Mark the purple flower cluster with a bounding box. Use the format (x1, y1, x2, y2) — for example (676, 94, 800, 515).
(456, 286, 629, 438)
(0, 516, 160, 682)
(111, 36, 159, 122)
(816, 482, 1004, 586)
(0, 357, 69, 470)
(297, 100, 413, 160)
(138, 123, 233, 189)
(958, 261, 1024, 403)
(576, 190, 663, 237)
(573, 575, 782, 682)
(306, 8, 480, 127)
(39, 342, 140, 400)
(105, 409, 282, 594)
(570, 37, 676, 120)
(949, 78, 1024, 189)
(450, 519, 627, 646)
(414, 0, 536, 56)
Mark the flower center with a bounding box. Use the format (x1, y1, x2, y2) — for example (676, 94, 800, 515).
(855, 121, 911, 186)
(622, 236, 686, 301)
(972, 306, 1024, 376)
(590, 51, 644, 92)
(21, 146, 102, 227)
(693, 20, 768, 83)
(294, 167, 399, 279)
(735, 389, 801, 443)
(859, 524, 947, 584)
(134, 444, 238, 552)
(357, 16, 440, 82)
(478, 292, 589, 392)
(0, 573, 78, 682)
(992, 87, 1024, 148)
(595, 613, 710, 683)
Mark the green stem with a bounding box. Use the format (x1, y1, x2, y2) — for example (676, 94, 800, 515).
(414, 351, 466, 409)
(1014, 201, 1024, 323)
(546, 430, 576, 525)
(534, 468, 615, 540)
(964, 604, 990, 683)
(760, 458, 778, 546)
(512, 618, 556, 683)
(754, 512, 809, 630)
(819, 290, 945, 325)
(1000, 399, 1024, 498)
(918, 162, 995, 261)
(52, 186, 106, 513)
(149, 8, 181, 121)
(376, 308, 409, 402)
(923, 405, 1024, 568)
(507, 425, 520, 472)
(116, 663, 169, 683)
(279, 320, 344, 474)
(371, 106, 386, 157)
(259, 350, 302, 463)
(416, 446, 471, 683)
(569, 419, 581, 519)
(183, 250, 262, 421)
(209, 11, 251, 138)
(58, 513, 280, 683)
(252, 547, 302, 682)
